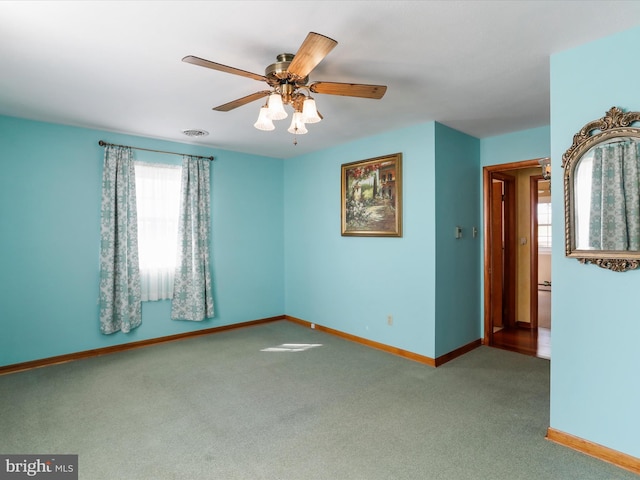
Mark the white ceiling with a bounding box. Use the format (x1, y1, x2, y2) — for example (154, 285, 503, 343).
(1, 1, 639, 159)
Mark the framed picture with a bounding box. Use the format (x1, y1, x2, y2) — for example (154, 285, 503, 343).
(341, 153, 402, 237)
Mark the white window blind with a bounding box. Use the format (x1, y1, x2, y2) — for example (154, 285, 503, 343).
(537, 201, 552, 249)
(134, 162, 182, 301)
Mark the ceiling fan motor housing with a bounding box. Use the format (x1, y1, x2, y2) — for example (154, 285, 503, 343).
(265, 53, 309, 87)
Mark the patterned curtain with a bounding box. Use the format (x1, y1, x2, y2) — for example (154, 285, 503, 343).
(589, 140, 640, 250)
(171, 156, 214, 321)
(99, 146, 142, 334)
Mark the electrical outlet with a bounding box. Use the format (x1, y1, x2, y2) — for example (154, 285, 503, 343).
(310, 323, 315, 329)
(387, 315, 393, 326)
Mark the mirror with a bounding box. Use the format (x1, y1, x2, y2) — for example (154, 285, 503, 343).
(563, 107, 640, 271)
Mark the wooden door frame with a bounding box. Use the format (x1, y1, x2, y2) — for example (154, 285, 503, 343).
(529, 174, 544, 330)
(492, 172, 516, 330)
(483, 159, 543, 345)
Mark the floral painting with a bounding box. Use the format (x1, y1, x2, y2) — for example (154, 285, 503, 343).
(341, 153, 402, 237)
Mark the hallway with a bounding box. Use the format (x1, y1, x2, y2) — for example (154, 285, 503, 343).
(492, 288, 551, 360)
(492, 326, 550, 359)
(484, 162, 552, 361)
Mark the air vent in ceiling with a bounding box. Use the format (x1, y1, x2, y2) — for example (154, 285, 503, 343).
(182, 129, 209, 137)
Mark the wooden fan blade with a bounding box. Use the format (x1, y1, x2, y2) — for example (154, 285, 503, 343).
(213, 91, 271, 112)
(183, 55, 267, 82)
(310, 82, 387, 99)
(287, 32, 338, 79)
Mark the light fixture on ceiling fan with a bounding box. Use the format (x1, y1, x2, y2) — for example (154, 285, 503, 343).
(251, 61, 322, 136)
(539, 157, 551, 180)
(182, 32, 387, 144)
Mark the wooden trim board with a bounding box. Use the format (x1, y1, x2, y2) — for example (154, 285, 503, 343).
(546, 427, 640, 475)
(285, 315, 435, 366)
(285, 315, 481, 367)
(0, 316, 284, 376)
(1, 314, 480, 375)
(434, 338, 483, 366)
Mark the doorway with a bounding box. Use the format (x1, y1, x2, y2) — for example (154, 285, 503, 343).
(483, 159, 551, 359)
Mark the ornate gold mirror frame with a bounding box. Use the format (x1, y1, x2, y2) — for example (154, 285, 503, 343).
(562, 107, 640, 272)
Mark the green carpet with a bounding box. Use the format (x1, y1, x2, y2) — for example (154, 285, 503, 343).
(0, 320, 635, 479)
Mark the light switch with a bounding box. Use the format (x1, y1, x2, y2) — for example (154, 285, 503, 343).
(455, 226, 462, 239)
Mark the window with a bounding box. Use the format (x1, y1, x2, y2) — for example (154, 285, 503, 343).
(134, 162, 182, 301)
(537, 200, 552, 249)
(575, 153, 593, 249)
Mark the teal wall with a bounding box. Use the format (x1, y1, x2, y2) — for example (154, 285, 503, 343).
(480, 125, 551, 168)
(284, 122, 481, 359)
(434, 123, 481, 356)
(284, 123, 437, 357)
(0, 116, 284, 366)
(550, 26, 640, 458)
(1, 114, 485, 367)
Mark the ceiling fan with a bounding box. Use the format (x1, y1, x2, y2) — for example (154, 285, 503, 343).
(182, 32, 387, 140)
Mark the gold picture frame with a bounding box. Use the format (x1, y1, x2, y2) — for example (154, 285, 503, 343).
(562, 106, 640, 271)
(341, 153, 402, 237)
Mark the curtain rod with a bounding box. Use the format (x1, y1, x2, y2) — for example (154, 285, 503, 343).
(98, 140, 214, 161)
